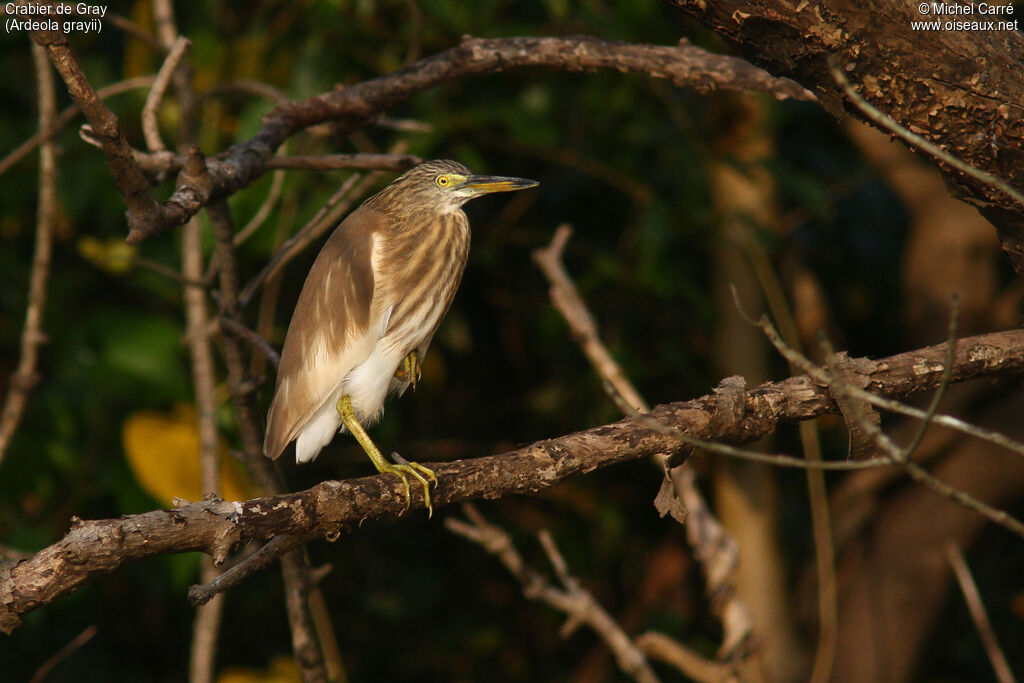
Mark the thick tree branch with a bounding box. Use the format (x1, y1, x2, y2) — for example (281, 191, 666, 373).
(665, 0, 1024, 274)
(3, 328, 1024, 633)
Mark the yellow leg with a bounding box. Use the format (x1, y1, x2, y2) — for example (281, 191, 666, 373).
(393, 350, 422, 390)
(336, 394, 437, 516)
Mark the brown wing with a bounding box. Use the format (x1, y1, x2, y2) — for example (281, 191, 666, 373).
(263, 206, 384, 459)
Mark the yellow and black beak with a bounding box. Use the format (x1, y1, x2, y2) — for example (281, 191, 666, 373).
(460, 175, 539, 195)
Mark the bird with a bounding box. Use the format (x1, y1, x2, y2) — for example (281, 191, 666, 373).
(263, 159, 538, 515)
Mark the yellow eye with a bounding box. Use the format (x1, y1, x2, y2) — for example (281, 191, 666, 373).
(437, 175, 450, 187)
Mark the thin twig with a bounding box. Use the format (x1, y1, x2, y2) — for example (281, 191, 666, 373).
(635, 631, 736, 683)
(189, 535, 304, 606)
(447, 506, 661, 683)
(817, 330, 1024, 539)
(233, 167, 287, 247)
(220, 317, 280, 368)
(945, 544, 1018, 683)
(901, 296, 959, 459)
(135, 256, 209, 288)
(202, 78, 288, 104)
(532, 224, 648, 413)
(181, 205, 223, 683)
(150, 20, 224, 677)
(829, 56, 1024, 209)
(189, 588, 224, 683)
(141, 35, 191, 153)
(0, 76, 157, 178)
(0, 44, 58, 466)
(238, 172, 365, 307)
(28, 624, 98, 683)
(266, 153, 422, 171)
(106, 12, 162, 51)
(731, 290, 1024, 461)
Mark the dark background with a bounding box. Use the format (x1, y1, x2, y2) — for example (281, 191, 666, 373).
(2, 1, 1022, 681)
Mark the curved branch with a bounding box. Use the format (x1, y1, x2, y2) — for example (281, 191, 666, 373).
(2, 328, 1024, 633)
(114, 34, 811, 244)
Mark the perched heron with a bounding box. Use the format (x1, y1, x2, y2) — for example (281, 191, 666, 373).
(263, 159, 538, 514)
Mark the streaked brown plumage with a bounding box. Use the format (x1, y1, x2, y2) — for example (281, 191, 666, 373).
(263, 160, 537, 509)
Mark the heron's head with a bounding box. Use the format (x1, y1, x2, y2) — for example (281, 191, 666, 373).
(368, 159, 539, 216)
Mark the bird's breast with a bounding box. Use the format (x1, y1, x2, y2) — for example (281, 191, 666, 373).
(375, 213, 471, 350)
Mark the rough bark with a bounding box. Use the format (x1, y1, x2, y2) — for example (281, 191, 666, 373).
(3, 328, 1024, 634)
(666, 0, 1024, 274)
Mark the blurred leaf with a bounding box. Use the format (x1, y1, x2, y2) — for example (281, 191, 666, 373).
(217, 655, 302, 683)
(77, 235, 136, 275)
(122, 403, 257, 506)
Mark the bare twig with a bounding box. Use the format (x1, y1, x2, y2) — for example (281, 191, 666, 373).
(238, 171, 366, 307)
(738, 230, 838, 683)
(141, 36, 191, 153)
(817, 332, 1024, 539)
(233, 167, 287, 247)
(202, 79, 288, 104)
(29, 624, 98, 683)
(106, 12, 161, 51)
(901, 296, 959, 460)
(150, 16, 224, 675)
(265, 153, 423, 172)
(220, 317, 280, 369)
(0, 76, 157, 178)
(532, 224, 648, 413)
(189, 535, 304, 606)
(447, 506, 661, 683)
(151, 0, 178, 48)
(945, 544, 1018, 683)
(189, 589, 224, 683)
(734, 293, 1024, 461)
(636, 631, 736, 683)
(0, 44, 58, 465)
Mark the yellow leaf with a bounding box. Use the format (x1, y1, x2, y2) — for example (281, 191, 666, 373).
(217, 655, 302, 683)
(122, 403, 256, 506)
(77, 235, 136, 275)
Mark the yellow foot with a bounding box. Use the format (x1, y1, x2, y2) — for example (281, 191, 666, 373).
(336, 394, 437, 516)
(387, 452, 438, 517)
(394, 350, 422, 390)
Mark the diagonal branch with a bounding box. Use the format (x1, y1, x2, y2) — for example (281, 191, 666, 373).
(447, 506, 661, 683)
(27, 8, 160, 232)
(4, 328, 1024, 633)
